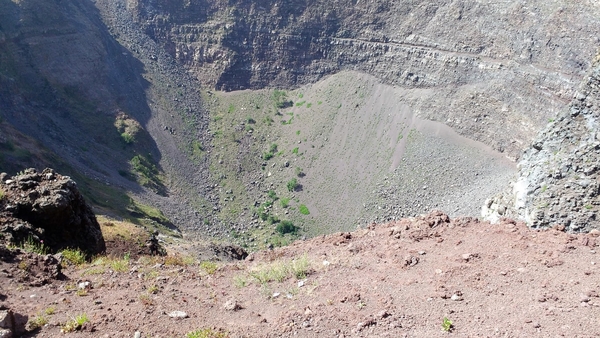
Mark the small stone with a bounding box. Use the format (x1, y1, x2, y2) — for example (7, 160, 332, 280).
(377, 310, 390, 319)
(298, 280, 305, 287)
(272, 293, 280, 298)
(167, 311, 188, 319)
(134, 331, 141, 338)
(78, 281, 91, 290)
(223, 299, 242, 311)
(0, 310, 13, 330)
(450, 294, 463, 301)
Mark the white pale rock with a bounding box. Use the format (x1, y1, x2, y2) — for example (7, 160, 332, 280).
(168, 311, 188, 318)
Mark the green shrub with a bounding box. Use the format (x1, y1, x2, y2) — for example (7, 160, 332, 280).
(280, 197, 290, 208)
(263, 152, 274, 160)
(60, 313, 89, 333)
(121, 132, 134, 144)
(292, 147, 299, 155)
(269, 143, 278, 153)
(28, 314, 48, 330)
(19, 236, 49, 255)
(276, 220, 297, 235)
(286, 178, 299, 192)
(442, 317, 453, 332)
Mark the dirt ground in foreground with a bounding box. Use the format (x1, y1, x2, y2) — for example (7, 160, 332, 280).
(2, 211, 600, 337)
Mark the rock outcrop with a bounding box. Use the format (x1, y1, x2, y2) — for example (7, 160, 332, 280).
(0, 168, 105, 254)
(484, 52, 600, 232)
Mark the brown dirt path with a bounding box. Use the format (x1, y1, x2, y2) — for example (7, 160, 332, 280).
(2, 212, 600, 337)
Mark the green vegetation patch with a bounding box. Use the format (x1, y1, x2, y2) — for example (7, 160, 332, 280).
(130, 154, 166, 195)
(186, 328, 228, 338)
(272, 90, 292, 109)
(262, 143, 278, 160)
(60, 314, 89, 333)
(298, 204, 310, 215)
(200, 261, 218, 275)
(61, 248, 87, 265)
(248, 254, 310, 285)
(114, 113, 142, 145)
(287, 178, 299, 192)
(280, 197, 290, 208)
(442, 317, 453, 332)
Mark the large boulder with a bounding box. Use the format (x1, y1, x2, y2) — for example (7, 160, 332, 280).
(0, 168, 105, 254)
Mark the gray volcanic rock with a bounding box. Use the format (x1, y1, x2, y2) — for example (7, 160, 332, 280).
(128, 0, 600, 158)
(0, 168, 105, 254)
(483, 52, 600, 232)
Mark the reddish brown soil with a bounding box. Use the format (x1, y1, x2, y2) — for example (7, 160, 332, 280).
(2, 212, 600, 337)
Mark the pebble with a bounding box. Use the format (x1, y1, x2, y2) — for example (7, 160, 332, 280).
(134, 331, 141, 338)
(78, 281, 91, 290)
(224, 299, 242, 311)
(167, 311, 188, 318)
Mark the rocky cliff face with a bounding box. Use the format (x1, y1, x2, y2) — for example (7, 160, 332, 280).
(128, 0, 600, 158)
(484, 52, 600, 232)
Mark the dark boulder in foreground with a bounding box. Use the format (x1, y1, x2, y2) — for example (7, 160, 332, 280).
(0, 168, 105, 255)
